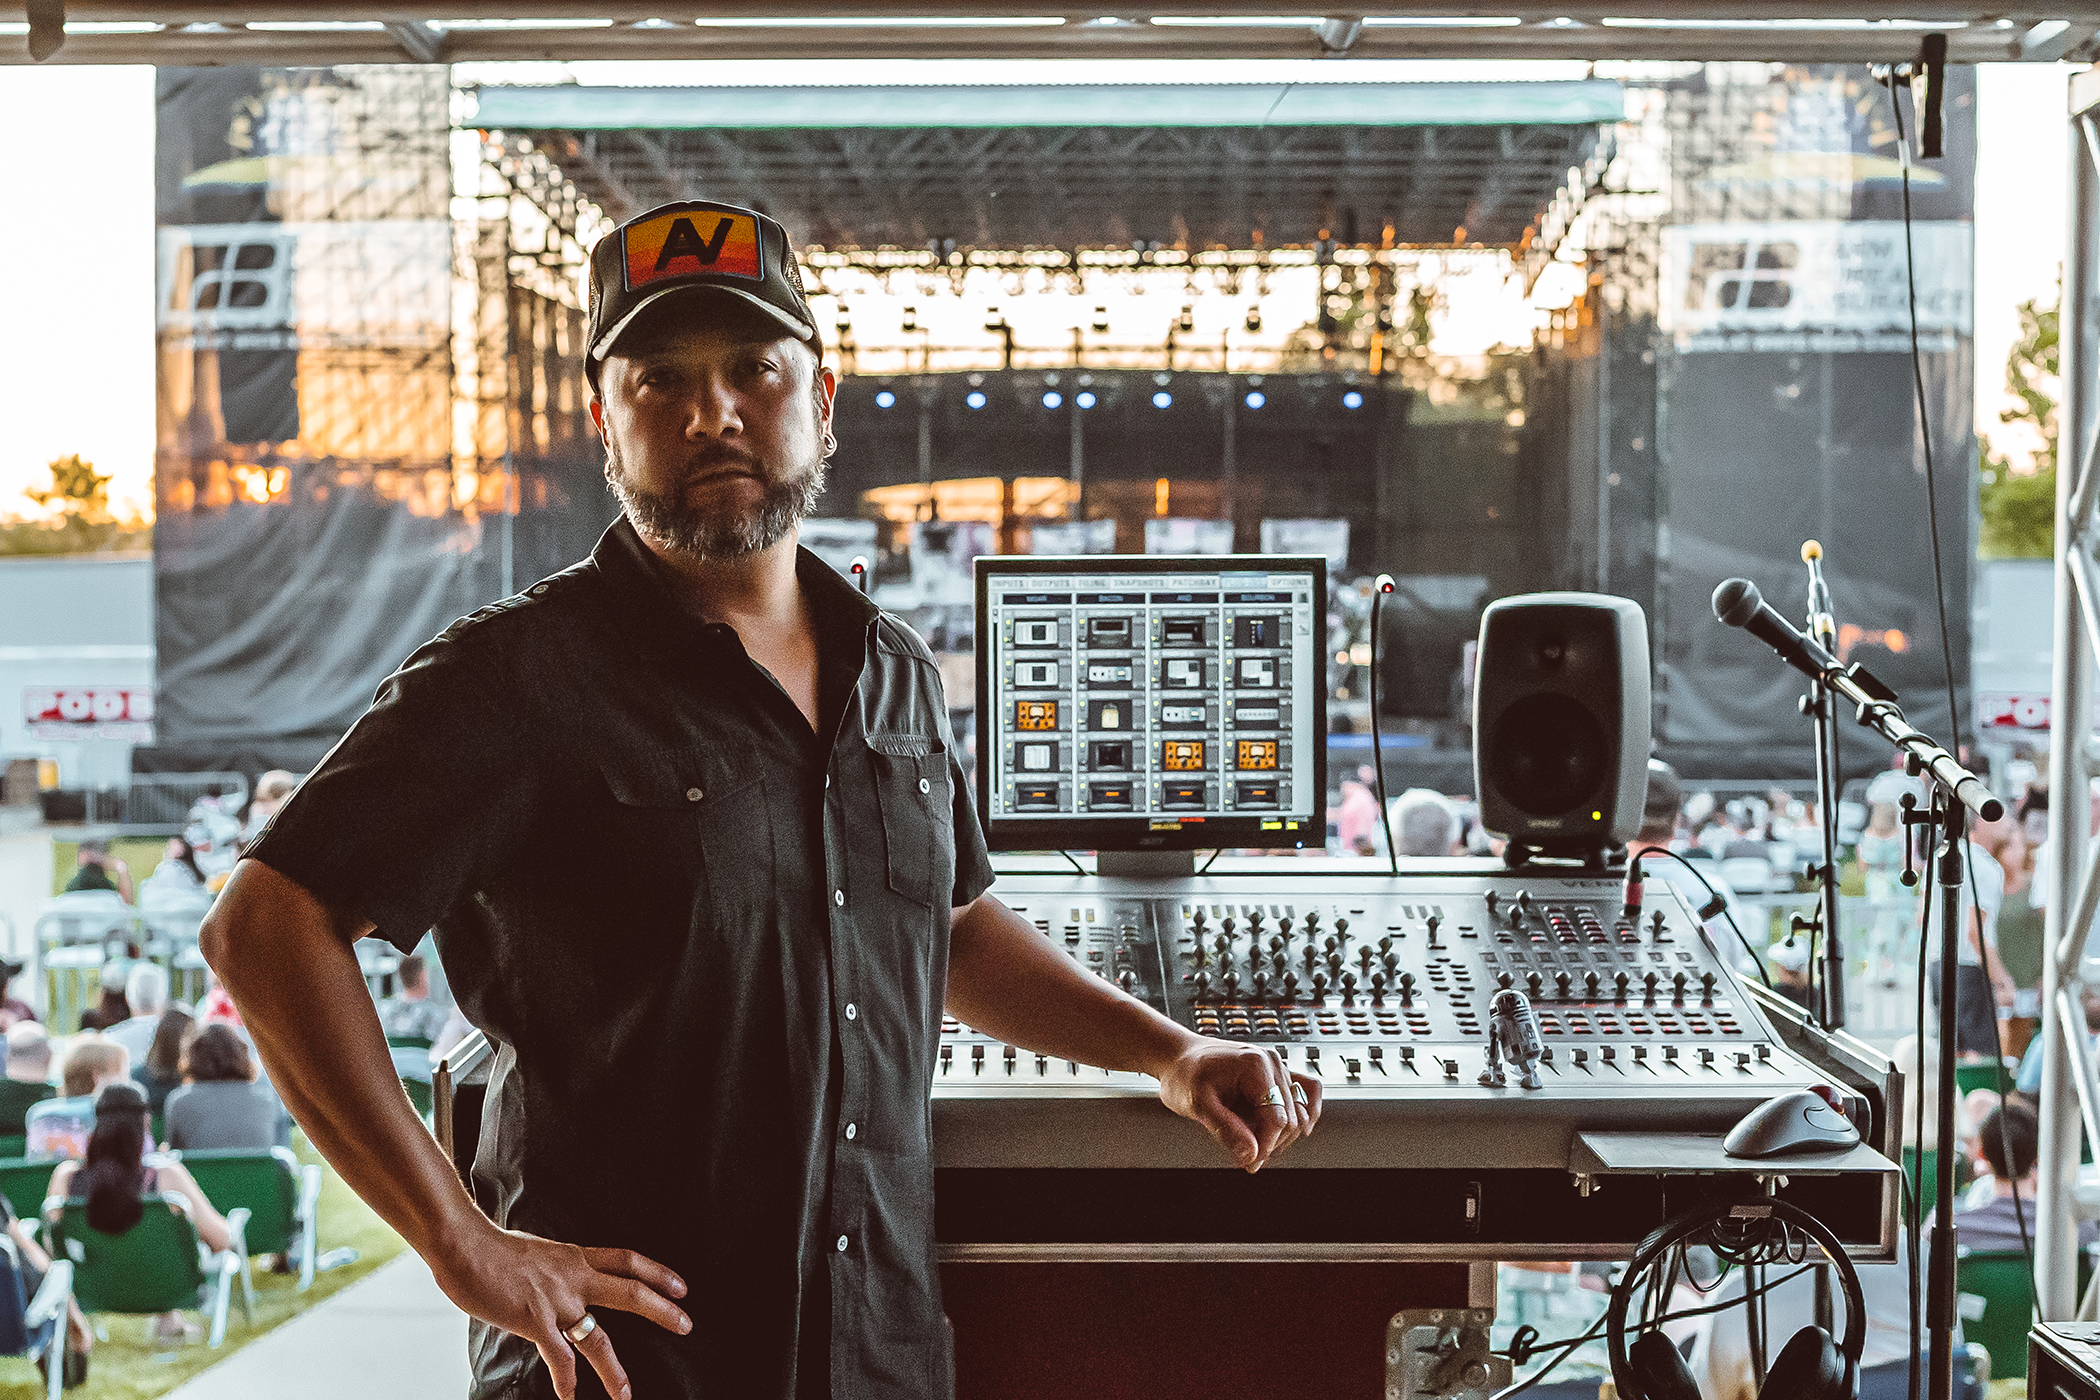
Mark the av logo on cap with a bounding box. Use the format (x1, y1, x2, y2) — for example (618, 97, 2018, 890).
(623, 207, 763, 290)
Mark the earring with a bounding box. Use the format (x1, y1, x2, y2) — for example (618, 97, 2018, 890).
(822, 428, 838, 460)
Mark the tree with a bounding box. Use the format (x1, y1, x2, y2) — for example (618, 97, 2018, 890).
(1979, 288, 2059, 560)
(0, 454, 150, 556)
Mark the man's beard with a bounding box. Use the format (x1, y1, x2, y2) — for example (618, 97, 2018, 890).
(606, 438, 828, 561)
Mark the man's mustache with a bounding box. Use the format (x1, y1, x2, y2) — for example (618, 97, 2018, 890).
(681, 442, 768, 481)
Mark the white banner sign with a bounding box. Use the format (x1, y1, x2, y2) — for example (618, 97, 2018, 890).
(1659, 220, 1972, 353)
(23, 687, 155, 742)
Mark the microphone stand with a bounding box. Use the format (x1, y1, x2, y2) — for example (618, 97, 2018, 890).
(1801, 551, 1846, 1030)
(1712, 576, 1997, 1400)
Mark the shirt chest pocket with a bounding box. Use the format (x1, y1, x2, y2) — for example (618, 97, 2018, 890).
(866, 733, 954, 910)
(598, 755, 774, 923)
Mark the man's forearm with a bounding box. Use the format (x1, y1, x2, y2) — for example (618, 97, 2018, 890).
(945, 894, 1198, 1077)
(201, 860, 484, 1259)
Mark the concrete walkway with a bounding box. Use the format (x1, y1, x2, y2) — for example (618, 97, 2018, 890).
(164, 1254, 467, 1400)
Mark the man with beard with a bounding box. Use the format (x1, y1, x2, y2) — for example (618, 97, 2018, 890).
(199, 201, 1322, 1400)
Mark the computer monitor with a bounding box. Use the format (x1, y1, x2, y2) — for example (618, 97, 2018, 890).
(975, 554, 1328, 853)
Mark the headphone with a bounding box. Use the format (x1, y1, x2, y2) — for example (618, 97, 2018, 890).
(1606, 1198, 1865, 1400)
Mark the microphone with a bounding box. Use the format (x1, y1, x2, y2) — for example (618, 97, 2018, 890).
(1712, 577, 1840, 682)
(1801, 541, 1835, 648)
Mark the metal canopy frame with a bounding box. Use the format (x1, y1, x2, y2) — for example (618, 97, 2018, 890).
(2041, 64, 2100, 1324)
(4, 3, 2100, 64)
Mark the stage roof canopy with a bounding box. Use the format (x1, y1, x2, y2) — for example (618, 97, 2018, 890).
(3, 3, 2098, 65)
(474, 79, 1616, 245)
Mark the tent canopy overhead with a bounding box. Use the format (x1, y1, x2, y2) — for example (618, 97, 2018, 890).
(3, 3, 2098, 64)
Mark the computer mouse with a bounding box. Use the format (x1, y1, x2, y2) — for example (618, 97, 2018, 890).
(1723, 1088, 1861, 1158)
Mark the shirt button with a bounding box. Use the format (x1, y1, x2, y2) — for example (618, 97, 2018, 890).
(834, 889, 845, 907)
(836, 1234, 849, 1253)
(845, 1122, 857, 1140)
(918, 777, 931, 794)
(845, 1003, 857, 1021)
(686, 787, 703, 802)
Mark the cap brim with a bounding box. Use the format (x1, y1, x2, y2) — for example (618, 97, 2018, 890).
(592, 283, 815, 365)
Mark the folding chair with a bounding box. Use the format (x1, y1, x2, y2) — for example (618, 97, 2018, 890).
(170, 1147, 323, 1290)
(0, 1160, 61, 1223)
(1955, 1248, 2034, 1380)
(46, 1195, 252, 1355)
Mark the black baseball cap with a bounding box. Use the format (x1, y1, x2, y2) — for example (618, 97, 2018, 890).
(586, 200, 819, 386)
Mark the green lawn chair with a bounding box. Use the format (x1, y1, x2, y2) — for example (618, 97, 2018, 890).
(386, 1034, 434, 1051)
(0, 1160, 61, 1224)
(170, 1148, 323, 1289)
(1954, 1248, 2032, 1381)
(0, 1137, 28, 1161)
(46, 1195, 252, 1354)
(1954, 1060, 2016, 1097)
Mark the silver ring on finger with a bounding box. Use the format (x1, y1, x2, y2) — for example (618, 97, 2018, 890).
(562, 1312, 599, 1345)
(1293, 1082, 1309, 1105)
(1261, 1085, 1289, 1110)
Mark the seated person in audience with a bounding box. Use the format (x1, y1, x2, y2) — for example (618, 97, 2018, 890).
(377, 955, 451, 1045)
(131, 1009, 192, 1118)
(0, 961, 34, 1030)
(47, 1082, 231, 1347)
(105, 964, 171, 1068)
(75, 962, 131, 1033)
(140, 836, 206, 895)
(164, 1024, 288, 1151)
(1939, 1102, 2097, 1254)
(62, 842, 131, 902)
(197, 970, 241, 1029)
(1389, 788, 1463, 857)
(26, 1036, 129, 1161)
(0, 1024, 54, 1137)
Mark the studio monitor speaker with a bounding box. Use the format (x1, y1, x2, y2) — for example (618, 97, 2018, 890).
(1473, 593, 1650, 859)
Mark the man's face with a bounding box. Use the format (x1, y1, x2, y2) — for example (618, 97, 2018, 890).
(590, 305, 836, 561)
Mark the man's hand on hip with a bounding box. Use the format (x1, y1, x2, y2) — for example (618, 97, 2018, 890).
(430, 1223, 691, 1400)
(1155, 1039, 1323, 1173)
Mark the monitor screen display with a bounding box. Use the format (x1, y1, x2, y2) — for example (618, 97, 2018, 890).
(975, 555, 1327, 852)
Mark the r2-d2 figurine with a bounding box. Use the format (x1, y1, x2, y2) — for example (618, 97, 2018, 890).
(1479, 988, 1545, 1090)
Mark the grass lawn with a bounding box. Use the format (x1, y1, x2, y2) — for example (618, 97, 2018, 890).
(0, 1135, 406, 1400)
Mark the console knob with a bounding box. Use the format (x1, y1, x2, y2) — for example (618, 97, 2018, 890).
(1222, 917, 1236, 935)
(1283, 972, 1299, 997)
(1215, 934, 1232, 959)
(1485, 891, 1500, 916)
(1249, 910, 1264, 930)
(1357, 946, 1375, 971)
(1614, 971, 1630, 999)
(1117, 969, 1136, 993)
(1193, 971, 1211, 998)
(1191, 942, 1208, 968)
(1642, 971, 1659, 999)
(972, 1044, 985, 1074)
(1191, 908, 1207, 929)
(1554, 970, 1572, 998)
(1400, 971, 1418, 995)
(1340, 970, 1358, 996)
(1311, 971, 1329, 999)
(1222, 971, 1240, 999)
(1426, 915, 1442, 945)
(1735, 1051, 1752, 1070)
(1378, 935, 1393, 955)
(1278, 917, 1293, 936)
(1326, 951, 1345, 975)
(1516, 891, 1533, 913)
(1649, 909, 1667, 938)
(1333, 916, 1348, 935)
(1004, 1045, 1017, 1073)
(1572, 1048, 1587, 1066)
(1698, 1048, 1715, 1067)
(1700, 972, 1717, 1000)
(1526, 971, 1544, 997)
(1036, 1053, 1048, 1075)
(1497, 971, 1513, 990)
(940, 1044, 953, 1072)
(1302, 944, 1318, 969)
(1269, 934, 1286, 954)
(1251, 971, 1270, 998)
(1324, 935, 1340, 955)
(1382, 951, 1399, 972)
(1583, 970, 1601, 998)
(1271, 951, 1287, 976)
(1306, 910, 1322, 930)
(1369, 971, 1387, 999)
(1672, 971, 1688, 1000)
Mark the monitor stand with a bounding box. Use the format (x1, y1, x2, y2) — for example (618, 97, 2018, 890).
(1095, 850, 1198, 880)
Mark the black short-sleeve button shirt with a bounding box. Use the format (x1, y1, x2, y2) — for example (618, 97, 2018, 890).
(248, 518, 995, 1400)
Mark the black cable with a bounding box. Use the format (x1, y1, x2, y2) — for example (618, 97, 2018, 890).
(1911, 815, 1933, 1400)
(1496, 1262, 1823, 1399)
(1638, 846, 1774, 988)
(1368, 577, 1398, 874)
(1058, 850, 1087, 877)
(1197, 848, 1223, 875)
(1889, 71, 2038, 1287)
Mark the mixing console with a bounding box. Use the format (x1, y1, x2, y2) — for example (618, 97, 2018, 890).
(930, 862, 1900, 1260)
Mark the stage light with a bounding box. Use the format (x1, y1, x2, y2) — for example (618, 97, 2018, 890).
(875, 390, 896, 409)
(1244, 306, 1262, 333)
(967, 391, 987, 410)
(1152, 391, 1173, 409)
(901, 306, 917, 332)
(1077, 391, 1097, 409)
(1091, 306, 1109, 333)
(1177, 305, 1195, 333)
(1043, 392, 1063, 409)
(1244, 391, 1266, 410)
(1342, 390, 1364, 410)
